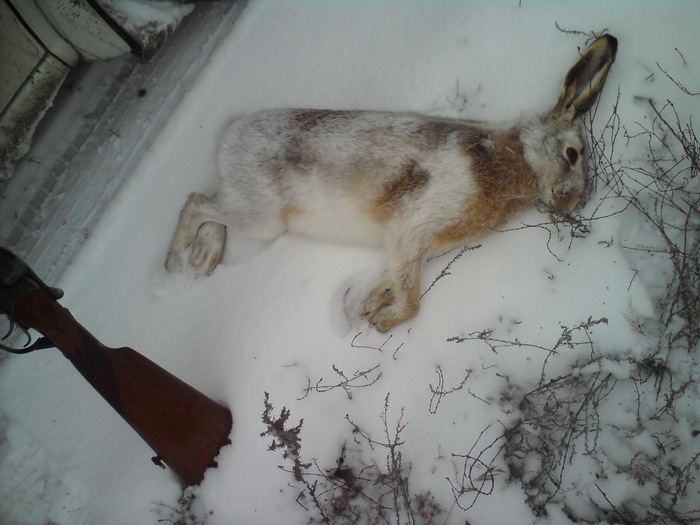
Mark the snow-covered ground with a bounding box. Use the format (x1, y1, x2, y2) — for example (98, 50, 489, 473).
(1, 1, 698, 524)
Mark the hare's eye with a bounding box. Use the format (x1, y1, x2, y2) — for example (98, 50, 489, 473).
(566, 147, 579, 165)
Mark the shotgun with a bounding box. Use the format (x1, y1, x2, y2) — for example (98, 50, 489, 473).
(0, 246, 232, 486)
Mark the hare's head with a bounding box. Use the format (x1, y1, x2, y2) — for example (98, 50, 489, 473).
(522, 34, 617, 213)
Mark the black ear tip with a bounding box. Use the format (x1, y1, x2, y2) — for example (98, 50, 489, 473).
(602, 34, 618, 53)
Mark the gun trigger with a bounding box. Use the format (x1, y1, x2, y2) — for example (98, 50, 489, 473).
(151, 456, 167, 469)
(30, 336, 55, 351)
(0, 330, 54, 354)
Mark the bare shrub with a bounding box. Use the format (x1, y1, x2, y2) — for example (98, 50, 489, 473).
(459, 64, 700, 523)
(151, 487, 212, 525)
(261, 393, 444, 524)
(447, 320, 612, 514)
(299, 364, 382, 401)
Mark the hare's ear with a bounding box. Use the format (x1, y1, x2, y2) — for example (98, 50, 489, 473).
(548, 34, 618, 121)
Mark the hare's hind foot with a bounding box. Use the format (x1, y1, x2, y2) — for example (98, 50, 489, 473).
(165, 192, 228, 275)
(165, 220, 226, 276)
(361, 279, 419, 332)
(189, 222, 227, 276)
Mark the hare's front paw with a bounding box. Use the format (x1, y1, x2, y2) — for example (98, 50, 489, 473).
(189, 222, 227, 276)
(360, 280, 404, 332)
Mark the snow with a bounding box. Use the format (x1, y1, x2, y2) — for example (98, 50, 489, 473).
(106, 0, 193, 30)
(100, 0, 196, 57)
(1, 1, 699, 524)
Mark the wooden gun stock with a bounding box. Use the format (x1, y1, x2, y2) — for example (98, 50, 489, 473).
(0, 249, 232, 486)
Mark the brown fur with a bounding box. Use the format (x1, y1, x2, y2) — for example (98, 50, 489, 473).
(416, 119, 488, 150)
(281, 204, 301, 226)
(394, 259, 421, 321)
(432, 131, 538, 247)
(283, 137, 316, 171)
(371, 160, 430, 221)
(290, 109, 363, 132)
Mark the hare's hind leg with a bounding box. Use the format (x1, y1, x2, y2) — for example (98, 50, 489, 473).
(166, 189, 287, 275)
(165, 192, 227, 275)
